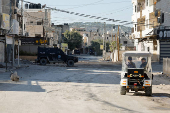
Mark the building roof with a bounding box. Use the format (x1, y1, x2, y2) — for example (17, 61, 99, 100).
(123, 51, 152, 57)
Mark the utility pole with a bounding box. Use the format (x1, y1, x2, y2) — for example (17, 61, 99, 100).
(21, 0, 24, 36)
(117, 25, 120, 61)
(18, 0, 24, 67)
(44, 9, 48, 47)
(12, 0, 17, 67)
(103, 22, 106, 60)
(104, 22, 106, 55)
(0, 0, 2, 14)
(112, 32, 113, 42)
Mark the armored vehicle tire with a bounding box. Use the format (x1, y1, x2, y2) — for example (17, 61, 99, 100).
(67, 60, 74, 67)
(145, 86, 152, 96)
(120, 86, 126, 95)
(40, 58, 47, 65)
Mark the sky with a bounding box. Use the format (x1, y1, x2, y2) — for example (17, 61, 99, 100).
(23, 0, 133, 26)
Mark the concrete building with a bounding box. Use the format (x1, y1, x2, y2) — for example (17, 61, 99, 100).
(0, 0, 20, 63)
(51, 23, 69, 47)
(24, 8, 51, 37)
(131, 0, 161, 61)
(70, 28, 93, 47)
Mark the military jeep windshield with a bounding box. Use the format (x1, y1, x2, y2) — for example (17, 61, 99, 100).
(125, 56, 148, 69)
(122, 51, 152, 73)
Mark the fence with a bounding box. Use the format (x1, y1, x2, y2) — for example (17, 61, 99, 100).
(163, 58, 170, 75)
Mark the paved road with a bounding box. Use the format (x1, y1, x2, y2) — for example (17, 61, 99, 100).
(0, 57, 170, 113)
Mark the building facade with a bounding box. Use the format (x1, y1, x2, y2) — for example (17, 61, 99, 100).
(0, 0, 20, 63)
(131, 0, 161, 61)
(24, 8, 51, 37)
(51, 23, 69, 47)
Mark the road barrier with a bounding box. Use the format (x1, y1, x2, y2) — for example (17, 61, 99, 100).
(163, 58, 170, 75)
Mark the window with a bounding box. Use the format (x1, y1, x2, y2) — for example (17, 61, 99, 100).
(135, 24, 137, 31)
(153, 40, 157, 50)
(135, 5, 137, 12)
(146, 0, 149, 6)
(146, 19, 149, 28)
(35, 34, 41, 37)
(86, 34, 88, 37)
(37, 22, 42, 25)
(107, 37, 108, 40)
(124, 41, 127, 44)
(30, 21, 33, 23)
(147, 47, 150, 52)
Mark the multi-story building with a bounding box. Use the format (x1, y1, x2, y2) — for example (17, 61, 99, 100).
(51, 23, 69, 46)
(18, 4, 54, 55)
(132, 0, 161, 61)
(0, 0, 20, 63)
(24, 5, 51, 37)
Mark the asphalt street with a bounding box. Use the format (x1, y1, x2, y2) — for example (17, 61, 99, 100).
(0, 55, 170, 113)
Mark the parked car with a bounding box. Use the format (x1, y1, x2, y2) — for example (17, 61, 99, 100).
(89, 49, 95, 55)
(36, 47, 78, 67)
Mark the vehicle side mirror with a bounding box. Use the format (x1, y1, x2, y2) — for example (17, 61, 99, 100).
(152, 74, 154, 80)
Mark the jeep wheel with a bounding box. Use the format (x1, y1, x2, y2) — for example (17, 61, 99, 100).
(145, 86, 152, 96)
(67, 60, 74, 67)
(40, 58, 47, 65)
(120, 86, 126, 95)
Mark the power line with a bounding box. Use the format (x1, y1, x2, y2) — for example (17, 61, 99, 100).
(22, 0, 157, 27)
(48, 1, 131, 6)
(22, 0, 132, 25)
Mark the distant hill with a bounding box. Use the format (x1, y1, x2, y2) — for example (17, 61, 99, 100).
(69, 22, 131, 34)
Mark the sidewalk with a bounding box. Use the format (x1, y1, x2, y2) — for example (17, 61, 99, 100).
(0, 60, 33, 73)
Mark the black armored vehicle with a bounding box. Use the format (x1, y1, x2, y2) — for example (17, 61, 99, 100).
(36, 47, 78, 66)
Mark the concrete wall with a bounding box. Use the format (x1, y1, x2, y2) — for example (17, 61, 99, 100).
(0, 42, 5, 62)
(26, 25, 43, 37)
(163, 58, 170, 75)
(20, 45, 40, 54)
(2, 0, 10, 14)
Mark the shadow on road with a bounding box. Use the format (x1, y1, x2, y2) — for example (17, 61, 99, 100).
(0, 82, 45, 92)
(84, 85, 142, 113)
(128, 92, 170, 98)
(0, 62, 122, 92)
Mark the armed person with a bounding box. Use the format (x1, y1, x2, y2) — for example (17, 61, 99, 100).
(127, 56, 136, 68)
(140, 58, 147, 68)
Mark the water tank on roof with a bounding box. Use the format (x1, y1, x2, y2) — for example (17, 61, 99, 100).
(38, 3, 41, 9)
(29, 3, 33, 9)
(33, 4, 37, 9)
(25, 4, 29, 9)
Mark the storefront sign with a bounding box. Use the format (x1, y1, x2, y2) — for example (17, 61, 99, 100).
(21, 38, 49, 45)
(100, 45, 103, 50)
(157, 29, 170, 40)
(1, 13, 10, 30)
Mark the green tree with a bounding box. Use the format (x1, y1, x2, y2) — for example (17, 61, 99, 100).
(110, 41, 122, 52)
(64, 30, 83, 50)
(91, 39, 110, 55)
